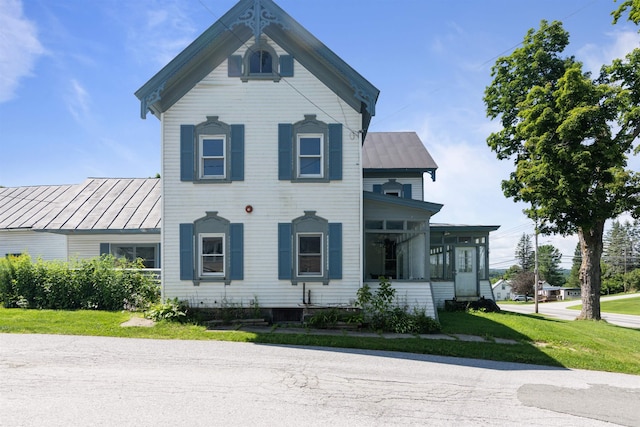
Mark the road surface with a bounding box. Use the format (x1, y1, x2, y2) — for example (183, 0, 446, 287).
(499, 293, 640, 329)
(1, 333, 639, 426)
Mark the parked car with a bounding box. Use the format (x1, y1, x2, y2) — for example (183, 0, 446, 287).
(512, 295, 530, 302)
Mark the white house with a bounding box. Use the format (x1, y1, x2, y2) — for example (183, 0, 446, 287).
(492, 279, 513, 301)
(0, 178, 161, 267)
(134, 0, 499, 321)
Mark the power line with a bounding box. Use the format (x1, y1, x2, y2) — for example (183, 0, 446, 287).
(195, 0, 363, 138)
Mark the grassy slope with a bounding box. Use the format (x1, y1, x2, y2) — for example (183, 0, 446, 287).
(566, 296, 640, 315)
(1, 308, 639, 375)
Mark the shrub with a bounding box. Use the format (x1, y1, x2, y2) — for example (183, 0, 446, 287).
(0, 254, 159, 310)
(304, 308, 362, 329)
(145, 298, 189, 322)
(356, 277, 440, 334)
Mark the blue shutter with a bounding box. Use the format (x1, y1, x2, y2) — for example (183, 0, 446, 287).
(403, 184, 412, 199)
(328, 123, 342, 180)
(156, 243, 161, 268)
(328, 223, 342, 279)
(99, 243, 110, 256)
(373, 184, 382, 193)
(229, 223, 244, 280)
(179, 224, 194, 281)
(228, 55, 242, 77)
(278, 124, 293, 180)
(278, 223, 292, 279)
(180, 125, 195, 181)
(279, 55, 294, 77)
(230, 125, 244, 181)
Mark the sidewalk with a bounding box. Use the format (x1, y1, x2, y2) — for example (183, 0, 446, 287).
(206, 325, 520, 345)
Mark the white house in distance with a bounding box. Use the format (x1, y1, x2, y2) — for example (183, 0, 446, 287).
(492, 279, 513, 301)
(134, 0, 499, 321)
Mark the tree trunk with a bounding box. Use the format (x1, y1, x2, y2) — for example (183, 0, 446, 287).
(577, 221, 604, 320)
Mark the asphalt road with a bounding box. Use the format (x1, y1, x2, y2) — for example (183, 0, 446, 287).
(498, 293, 640, 329)
(1, 333, 640, 426)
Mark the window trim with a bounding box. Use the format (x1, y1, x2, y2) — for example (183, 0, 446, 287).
(296, 232, 324, 277)
(241, 41, 281, 82)
(297, 133, 324, 178)
(199, 135, 226, 179)
(199, 232, 225, 277)
(110, 244, 159, 268)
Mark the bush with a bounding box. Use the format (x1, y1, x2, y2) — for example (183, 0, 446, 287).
(356, 277, 440, 334)
(145, 298, 189, 322)
(304, 308, 362, 329)
(0, 254, 159, 310)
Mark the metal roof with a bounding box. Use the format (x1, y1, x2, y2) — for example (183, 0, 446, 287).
(0, 184, 75, 229)
(362, 132, 438, 172)
(0, 178, 160, 232)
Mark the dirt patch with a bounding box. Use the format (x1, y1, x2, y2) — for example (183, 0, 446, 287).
(120, 317, 155, 328)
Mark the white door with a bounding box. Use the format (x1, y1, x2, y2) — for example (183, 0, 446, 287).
(455, 247, 477, 298)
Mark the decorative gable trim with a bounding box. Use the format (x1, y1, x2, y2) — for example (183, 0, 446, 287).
(230, 0, 290, 43)
(135, 0, 379, 133)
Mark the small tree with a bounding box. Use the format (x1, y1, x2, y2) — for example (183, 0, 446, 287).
(515, 233, 535, 271)
(511, 270, 535, 296)
(537, 244, 564, 286)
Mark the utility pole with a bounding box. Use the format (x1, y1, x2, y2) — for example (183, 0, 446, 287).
(534, 221, 539, 314)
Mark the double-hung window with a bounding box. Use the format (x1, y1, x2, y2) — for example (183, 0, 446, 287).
(180, 213, 243, 284)
(297, 233, 323, 276)
(200, 136, 225, 178)
(278, 115, 342, 182)
(297, 134, 323, 178)
(111, 244, 158, 268)
(200, 233, 225, 276)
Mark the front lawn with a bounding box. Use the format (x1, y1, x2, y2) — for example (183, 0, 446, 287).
(2, 307, 639, 375)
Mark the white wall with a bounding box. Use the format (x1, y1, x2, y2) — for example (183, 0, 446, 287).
(0, 230, 67, 261)
(67, 233, 160, 260)
(161, 38, 363, 308)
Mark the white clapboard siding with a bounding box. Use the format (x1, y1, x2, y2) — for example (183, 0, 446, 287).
(363, 177, 425, 201)
(364, 280, 438, 320)
(0, 230, 67, 261)
(161, 39, 363, 308)
(479, 280, 495, 300)
(67, 234, 160, 260)
(431, 282, 455, 309)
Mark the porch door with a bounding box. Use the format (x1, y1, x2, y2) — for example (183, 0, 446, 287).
(455, 247, 477, 298)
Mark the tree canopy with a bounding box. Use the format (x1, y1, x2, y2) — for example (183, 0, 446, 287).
(483, 20, 640, 320)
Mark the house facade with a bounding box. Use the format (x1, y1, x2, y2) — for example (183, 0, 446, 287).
(134, 0, 498, 320)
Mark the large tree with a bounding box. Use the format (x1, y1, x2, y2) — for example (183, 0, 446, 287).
(483, 20, 640, 320)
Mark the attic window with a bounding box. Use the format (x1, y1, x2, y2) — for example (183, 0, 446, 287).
(250, 50, 273, 74)
(227, 40, 293, 81)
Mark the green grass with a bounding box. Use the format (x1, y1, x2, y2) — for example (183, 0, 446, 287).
(566, 296, 640, 315)
(1, 307, 639, 375)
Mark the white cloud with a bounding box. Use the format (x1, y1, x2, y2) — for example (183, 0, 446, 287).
(123, 0, 199, 67)
(66, 79, 91, 123)
(0, 0, 45, 103)
(579, 29, 640, 73)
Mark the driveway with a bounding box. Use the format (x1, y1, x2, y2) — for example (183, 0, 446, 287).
(1, 333, 640, 426)
(498, 293, 640, 329)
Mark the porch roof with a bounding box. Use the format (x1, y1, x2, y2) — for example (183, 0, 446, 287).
(430, 223, 500, 233)
(363, 191, 443, 214)
(362, 132, 438, 177)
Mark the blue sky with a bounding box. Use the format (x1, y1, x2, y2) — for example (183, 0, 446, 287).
(1, 0, 639, 268)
